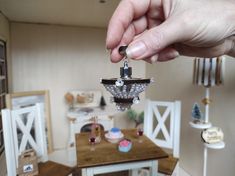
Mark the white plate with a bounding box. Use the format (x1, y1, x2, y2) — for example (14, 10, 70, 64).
(105, 133, 124, 143)
(105, 132, 124, 139)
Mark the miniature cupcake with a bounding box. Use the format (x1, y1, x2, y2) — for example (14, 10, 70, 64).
(118, 139, 132, 152)
(105, 128, 124, 143)
(109, 128, 122, 138)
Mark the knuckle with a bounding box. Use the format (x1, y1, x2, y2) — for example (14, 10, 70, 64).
(147, 30, 164, 51)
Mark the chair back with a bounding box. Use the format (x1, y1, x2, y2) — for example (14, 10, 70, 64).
(144, 100, 181, 157)
(2, 103, 48, 176)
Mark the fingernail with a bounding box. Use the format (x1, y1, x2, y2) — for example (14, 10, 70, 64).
(126, 41, 147, 58)
(150, 55, 159, 63)
(171, 51, 180, 58)
(158, 51, 180, 62)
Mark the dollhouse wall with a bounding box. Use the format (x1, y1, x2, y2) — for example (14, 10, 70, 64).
(10, 22, 146, 149)
(146, 57, 235, 176)
(0, 13, 9, 41)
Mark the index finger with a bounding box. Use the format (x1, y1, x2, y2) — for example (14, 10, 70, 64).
(106, 0, 150, 49)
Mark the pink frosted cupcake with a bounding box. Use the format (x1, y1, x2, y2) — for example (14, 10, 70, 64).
(118, 139, 132, 152)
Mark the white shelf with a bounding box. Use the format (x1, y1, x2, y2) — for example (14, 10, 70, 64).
(204, 141, 225, 149)
(189, 121, 212, 129)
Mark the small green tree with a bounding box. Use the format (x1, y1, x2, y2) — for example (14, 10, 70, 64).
(127, 109, 144, 127)
(192, 103, 203, 122)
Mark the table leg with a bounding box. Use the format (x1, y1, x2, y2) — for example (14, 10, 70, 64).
(86, 168, 94, 176)
(82, 168, 87, 176)
(150, 160, 158, 176)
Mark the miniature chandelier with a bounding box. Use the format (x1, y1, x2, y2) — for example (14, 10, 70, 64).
(101, 46, 153, 111)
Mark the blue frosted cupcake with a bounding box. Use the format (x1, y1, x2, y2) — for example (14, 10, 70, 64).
(118, 139, 132, 152)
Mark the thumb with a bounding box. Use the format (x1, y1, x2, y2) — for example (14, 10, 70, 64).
(126, 19, 184, 60)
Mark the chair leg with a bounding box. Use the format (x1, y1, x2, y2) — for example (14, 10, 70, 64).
(139, 169, 151, 176)
(86, 168, 94, 176)
(81, 168, 87, 176)
(129, 169, 139, 176)
(171, 162, 179, 176)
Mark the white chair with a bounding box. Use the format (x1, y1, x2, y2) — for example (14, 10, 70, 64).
(2, 103, 74, 176)
(142, 100, 181, 176)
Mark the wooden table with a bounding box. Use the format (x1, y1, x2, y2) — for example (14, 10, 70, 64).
(76, 129, 168, 176)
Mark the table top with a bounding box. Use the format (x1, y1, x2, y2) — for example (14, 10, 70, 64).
(76, 129, 168, 168)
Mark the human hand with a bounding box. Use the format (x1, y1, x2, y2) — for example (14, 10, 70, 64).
(106, 0, 235, 63)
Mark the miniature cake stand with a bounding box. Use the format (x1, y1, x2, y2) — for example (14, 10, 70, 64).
(204, 141, 225, 149)
(189, 121, 212, 129)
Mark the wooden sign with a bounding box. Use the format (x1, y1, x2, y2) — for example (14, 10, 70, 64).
(201, 127, 224, 144)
